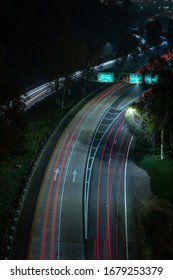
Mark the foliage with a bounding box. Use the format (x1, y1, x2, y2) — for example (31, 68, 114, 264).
(125, 104, 155, 143)
(167, 19, 173, 49)
(0, 7, 26, 162)
(126, 67, 173, 159)
(146, 19, 162, 47)
(116, 31, 140, 67)
(0, 78, 90, 256)
(45, 16, 100, 108)
(138, 196, 173, 259)
(0, 71, 25, 162)
(137, 154, 173, 203)
(142, 68, 173, 133)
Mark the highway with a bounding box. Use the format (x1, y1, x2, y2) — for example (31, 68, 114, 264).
(27, 81, 144, 260)
(22, 60, 116, 109)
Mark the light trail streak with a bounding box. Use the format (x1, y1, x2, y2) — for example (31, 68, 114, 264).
(93, 117, 132, 260)
(36, 82, 123, 259)
(40, 130, 71, 259)
(105, 120, 128, 260)
(115, 133, 131, 259)
(105, 122, 126, 259)
(50, 132, 75, 259)
(56, 128, 83, 259)
(95, 117, 125, 259)
(84, 85, 131, 240)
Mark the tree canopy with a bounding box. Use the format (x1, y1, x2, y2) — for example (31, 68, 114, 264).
(0, 38, 25, 162)
(126, 67, 173, 159)
(146, 19, 162, 47)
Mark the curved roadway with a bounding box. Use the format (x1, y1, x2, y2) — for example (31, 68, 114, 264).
(27, 82, 143, 260)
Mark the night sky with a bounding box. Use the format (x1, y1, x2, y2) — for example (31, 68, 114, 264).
(1, 0, 133, 87)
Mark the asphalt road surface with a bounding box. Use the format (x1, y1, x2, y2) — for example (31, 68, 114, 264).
(19, 82, 144, 260)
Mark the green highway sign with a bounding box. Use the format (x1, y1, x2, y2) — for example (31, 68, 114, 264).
(144, 74, 158, 84)
(129, 73, 143, 84)
(97, 72, 114, 83)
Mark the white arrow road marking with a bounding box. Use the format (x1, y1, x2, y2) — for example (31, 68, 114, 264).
(72, 170, 77, 183)
(54, 168, 60, 182)
(57, 128, 82, 259)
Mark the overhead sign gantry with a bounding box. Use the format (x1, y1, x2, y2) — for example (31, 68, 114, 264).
(97, 72, 114, 83)
(82, 70, 158, 85)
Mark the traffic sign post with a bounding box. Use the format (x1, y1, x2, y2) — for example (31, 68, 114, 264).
(129, 73, 143, 84)
(82, 70, 159, 85)
(144, 74, 158, 84)
(97, 72, 114, 83)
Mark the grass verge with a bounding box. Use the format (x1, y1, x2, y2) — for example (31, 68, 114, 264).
(135, 149, 173, 259)
(137, 154, 173, 204)
(0, 82, 85, 258)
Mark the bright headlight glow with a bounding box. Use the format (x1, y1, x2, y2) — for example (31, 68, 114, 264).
(126, 107, 136, 115)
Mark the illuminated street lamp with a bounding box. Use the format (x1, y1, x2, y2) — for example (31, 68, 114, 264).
(125, 107, 147, 123)
(126, 107, 136, 115)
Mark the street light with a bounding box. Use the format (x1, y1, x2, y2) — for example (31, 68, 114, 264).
(126, 107, 136, 115)
(125, 107, 142, 128)
(125, 107, 138, 121)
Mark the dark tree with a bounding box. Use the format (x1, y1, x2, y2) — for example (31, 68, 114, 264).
(167, 18, 173, 49)
(45, 17, 99, 108)
(133, 68, 173, 159)
(0, 7, 25, 162)
(116, 31, 140, 67)
(146, 19, 162, 47)
(0, 78, 25, 161)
